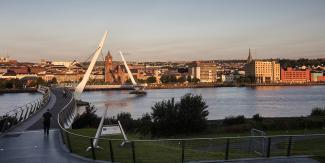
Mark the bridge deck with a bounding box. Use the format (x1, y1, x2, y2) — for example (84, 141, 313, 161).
(0, 130, 101, 163)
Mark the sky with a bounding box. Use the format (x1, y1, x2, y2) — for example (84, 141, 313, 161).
(0, 0, 325, 62)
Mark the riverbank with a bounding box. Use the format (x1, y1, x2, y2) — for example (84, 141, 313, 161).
(147, 82, 325, 89)
(84, 82, 325, 91)
(2, 83, 324, 93)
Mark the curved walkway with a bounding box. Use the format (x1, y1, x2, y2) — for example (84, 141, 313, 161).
(0, 88, 106, 163)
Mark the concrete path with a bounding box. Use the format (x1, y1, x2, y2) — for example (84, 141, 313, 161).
(0, 130, 104, 163)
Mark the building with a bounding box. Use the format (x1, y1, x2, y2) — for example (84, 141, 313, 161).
(104, 51, 115, 83)
(191, 61, 218, 82)
(0, 56, 10, 63)
(52, 61, 75, 68)
(245, 49, 280, 83)
(281, 67, 310, 83)
(317, 76, 325, 82)
(104, 50, 145, 84)
(311, 72, 324, 82)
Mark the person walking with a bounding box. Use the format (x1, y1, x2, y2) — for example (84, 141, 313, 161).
(43, 109, 52, 136)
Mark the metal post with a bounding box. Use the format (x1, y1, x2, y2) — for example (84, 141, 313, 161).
(287, 136, 292, 156)
(225, 139, 230, 160)
(266, 137, 271, 157)
(23, 107, 29, 120)
(181, 140, 185, 163)
(66, 133, 72, 152)
(132, 141, 136, 163)
(90, 138, 96, 160)
(109, 140, 115, 162)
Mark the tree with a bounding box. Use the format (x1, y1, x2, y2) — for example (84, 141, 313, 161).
(177, 93, 209, 133)
(192, 77, 200, 83)
(72, 105, 100, 128)
(146, 76, 157, 84)
(117, 112, 135, 132)
(187, 76, 192, 82)
(177, 76, 186, 83)
(151, 98, 178, 136)
(51, 77, 58, 84)
(136, 113, 153, 137)
(160, 75, 170, 83)
(150, 93, 209, 136)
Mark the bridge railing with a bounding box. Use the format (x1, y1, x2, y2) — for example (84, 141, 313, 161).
(0, 86, 51, 133)
(57, 96, 325, 162)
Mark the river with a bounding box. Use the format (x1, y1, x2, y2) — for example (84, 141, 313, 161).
(1, 86, 324, 119)
(0, 93, 42, 115)
(77, 86, 325, 120)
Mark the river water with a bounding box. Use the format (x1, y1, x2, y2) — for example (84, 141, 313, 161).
(1, 86, 324, 119)
(77, 86, 325, 120)
(0, 93, 41, 115)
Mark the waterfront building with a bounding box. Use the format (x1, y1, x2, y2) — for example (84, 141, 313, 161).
(245, 49, 280, 83)
(281, 67, 310, 83)
(311, 72, 323, 82)
(317, 76, 325, 82)
(190, 61, 218, 82)
(311, 72, 325, 82)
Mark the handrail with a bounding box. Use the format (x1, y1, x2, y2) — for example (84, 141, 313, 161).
(0, 86, 51, 133)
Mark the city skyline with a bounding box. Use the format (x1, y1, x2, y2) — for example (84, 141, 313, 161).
(1, 0, 325, 62)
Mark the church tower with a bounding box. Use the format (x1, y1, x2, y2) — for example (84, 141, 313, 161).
(104, 50, 114, 83)
(247, 48, 253, 64)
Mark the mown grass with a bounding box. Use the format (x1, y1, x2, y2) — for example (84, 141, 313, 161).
(65, 128, 325, 163)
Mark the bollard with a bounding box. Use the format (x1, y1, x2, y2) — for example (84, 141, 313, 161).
(225, 139, 230, 160)
(90, 138, 96, 160)
(109, 140, 115, 162)
(287, 136, 292, 156)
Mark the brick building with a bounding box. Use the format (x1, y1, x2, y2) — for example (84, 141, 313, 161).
(281, 67, 310, 83)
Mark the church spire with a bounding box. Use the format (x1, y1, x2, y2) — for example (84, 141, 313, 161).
(247, 48, 252, 63)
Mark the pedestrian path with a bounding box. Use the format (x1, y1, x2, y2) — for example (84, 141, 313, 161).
(0, 130, 104, 163)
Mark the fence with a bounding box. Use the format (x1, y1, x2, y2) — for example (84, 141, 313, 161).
(57, 95, 325, 163)
(0, 86, 51, 133)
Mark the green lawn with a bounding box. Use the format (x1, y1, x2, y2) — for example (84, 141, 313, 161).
(65, 128, 325, 163)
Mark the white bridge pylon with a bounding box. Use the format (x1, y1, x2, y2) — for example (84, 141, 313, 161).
(120, 51, 137, 86)
(119, 51, 147, 92)
(74, 31, 108, 100)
